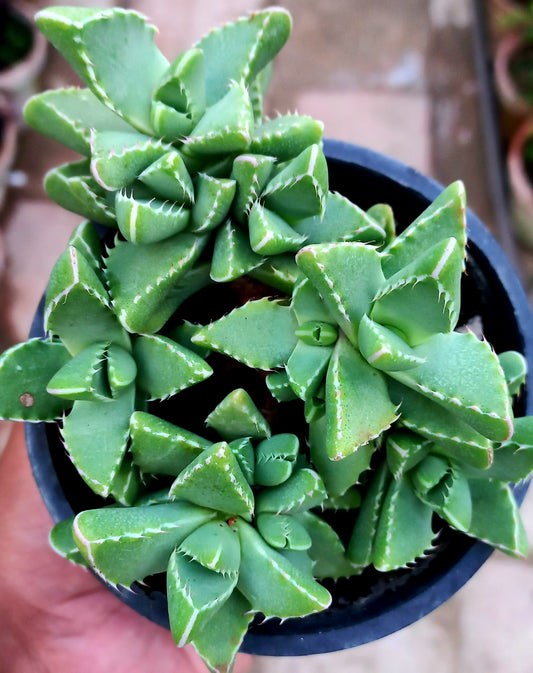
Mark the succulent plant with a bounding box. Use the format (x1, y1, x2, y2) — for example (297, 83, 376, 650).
(1, 5, 533, 673)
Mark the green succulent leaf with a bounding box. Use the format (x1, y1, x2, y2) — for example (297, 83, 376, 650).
(296, 511, 357, 579)
(373, 475, 436, 571)
(291, 276, 332, 325)
(249, 62, 272, 122)
(325, 336, 398, 459)
(358, 314, 425, 372)
(61, 384, 135, 497)
(205, 388, 270, 442)
(467, 479, 528, 558)
(254, 433, 299, 486)
(386, 429, 430, 480)
(167, 547, 238, 647)
(49, 517, 88, 566)
(210, 219, 264, 282)
(366, 203, 395, 246)
(250, 114, 323, 162)
(45, 246, 129, 356)
(0, 339, 71, 421)
(255, 468, 327, 514)
(35, 7, 169, 134)
(46, 341, 110, 401)
(498, 350, 528, 397)
(196, 7, 291, 106)
(190, 173, 236, 233)
(228, 437, 255, 485)
(390, 331, 514, 443)
(109, 455, 143, 507)
(72, 502, 215, 586)
(390, 381, 494, 469)
(190, 590, 253, 673)
(181, 521, 241, 574)
(409, 454, 450, 495)
(152, 47, 205, 133)
(347, 462, 391, 567)
(106, 344, 137, 396)
(381, 180, 467, 278)
(286, 340, 332, 401)
(137, 151, 194, 204)
(256, 513, 312, 550)
(231, 153, 275, 223)
(192, 298, 298, 370)
(248, 253, 300, 292)
(263, 144, 328, 221)
(24, 87, 134, 156)
(371, 240, 463, 345)
(44, 159, 116, 226)
(293, 191, 386, 245)
(265, 371, 299, 402)
(297, 242, 385, 346)
(309, 415, 373, 496)
(105, 231, 207, 334)
(115, 189, 190, 244)
(169, 442, 255, 521)
(90, 130, 171, 191)
(235, 519, 331, 618)
(68, 221, 104, 277)
(132, 334, 212, 400)
(249, 202, 307, 255)
(412, 458, 472, 533)
(183, 81, 254, 155)
(130, 411, 210, 476)
(465, 416, 533, 482)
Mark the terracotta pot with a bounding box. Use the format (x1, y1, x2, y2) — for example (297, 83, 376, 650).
(0, 94, 17, 212)
(0, 3, 47, 124)
(24, 140, 533, 657)
(506, 117, 533, 246)
(494, 32, 533, 140)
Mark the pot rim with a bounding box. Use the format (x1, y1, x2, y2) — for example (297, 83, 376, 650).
(25, 139, 533, 657)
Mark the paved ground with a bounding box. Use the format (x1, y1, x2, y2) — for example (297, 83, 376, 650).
(1, 1, 532, 671)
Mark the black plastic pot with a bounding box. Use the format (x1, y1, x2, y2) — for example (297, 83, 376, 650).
(25, 139, 533, 657)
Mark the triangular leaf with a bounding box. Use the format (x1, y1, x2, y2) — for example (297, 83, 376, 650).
(196, 7, 291, 106)
(192, 298, 298, 370)
(105, 231, 208, 334)
(190, 173, 236, 233)
(210, 219, 264, 282)
(250, 114, 323, 162)
(235, 519, 331, 618)
(24, 87, 134, 156)
(132, 334, 212, 400)
(44, 159, 116, 226)
(73, 502, 215, 585)
(391, 331, 514, 442)
(297, 242, 385, 345)
(130, 411, 210, 476)
(255, 468, 327, 514)
(293, 191, 386, 246)
(62, 384, 135, 497)
(169, 442, 255, 521)
(373, 476, 436, 571)
(0, 339, 71, 421)
(325, 337, 398, 459)
(382, 181, 467, 277)
(36, 7, 169, 133)
(205, 388, 270, 442)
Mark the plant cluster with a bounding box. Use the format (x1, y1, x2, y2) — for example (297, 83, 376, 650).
(1, 6, 533, 672)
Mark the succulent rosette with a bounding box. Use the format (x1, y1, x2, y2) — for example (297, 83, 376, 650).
(0, 6, 532, 673)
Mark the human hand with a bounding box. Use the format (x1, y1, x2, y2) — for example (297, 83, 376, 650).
(0, 423, 253, 673)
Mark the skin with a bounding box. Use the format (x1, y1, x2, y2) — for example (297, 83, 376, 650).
(0, 423, 253, 673)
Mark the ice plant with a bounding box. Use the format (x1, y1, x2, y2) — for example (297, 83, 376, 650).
(0, 5, 532, 673)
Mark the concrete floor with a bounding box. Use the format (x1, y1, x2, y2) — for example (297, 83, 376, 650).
(1, 1, 532, 671)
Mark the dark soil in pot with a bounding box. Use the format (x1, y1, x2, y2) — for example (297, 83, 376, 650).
(26, 140, 533, 657)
